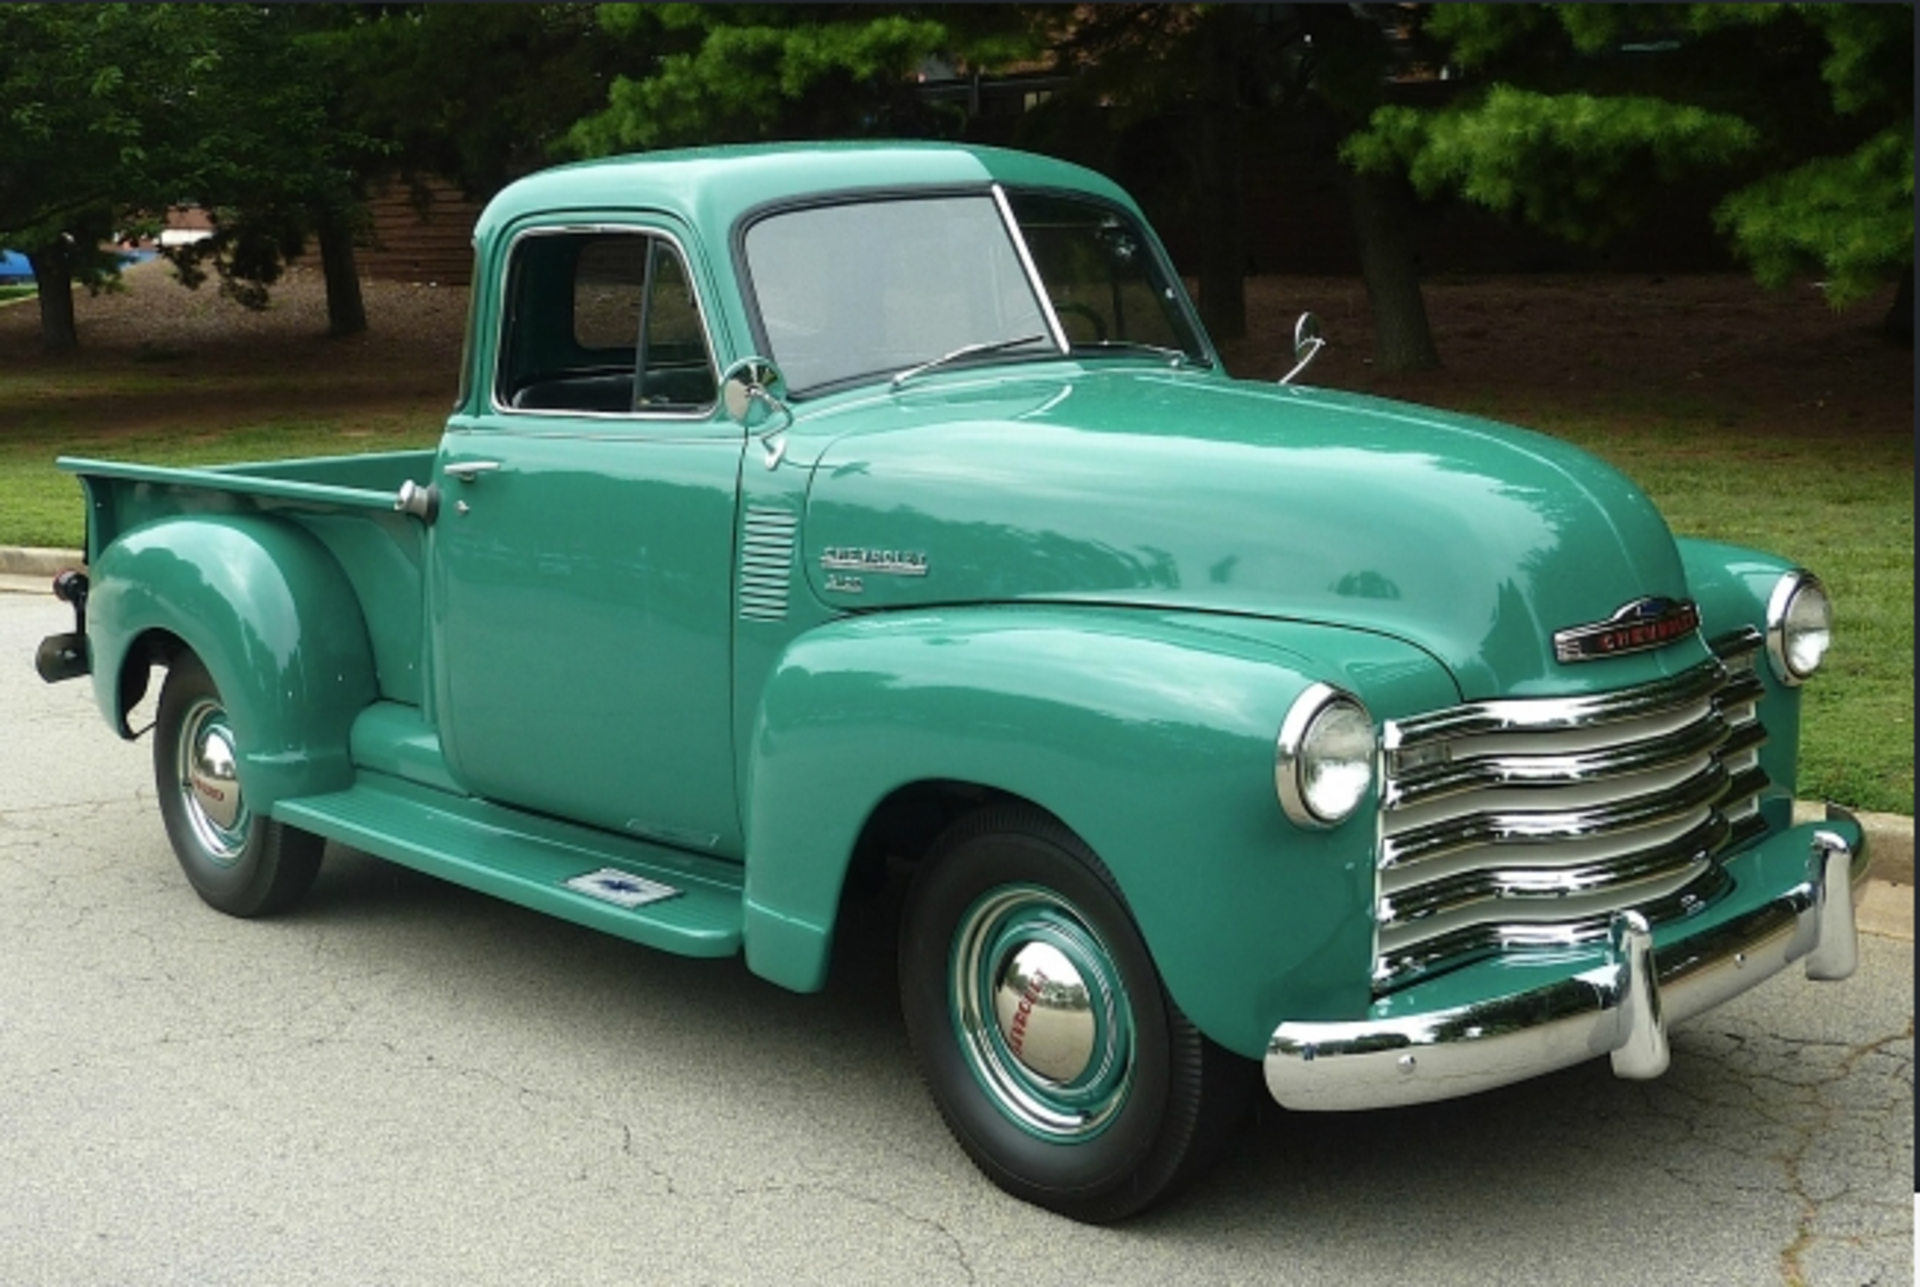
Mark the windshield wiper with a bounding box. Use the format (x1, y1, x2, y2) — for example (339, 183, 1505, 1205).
(890, 333, 1053, 390)
(1073, 340, 1206, 367)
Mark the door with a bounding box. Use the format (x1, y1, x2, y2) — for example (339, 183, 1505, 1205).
(432, 223, 747, 855)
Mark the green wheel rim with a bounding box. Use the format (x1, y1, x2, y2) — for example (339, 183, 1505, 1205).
(949, 884, 1136, 1141)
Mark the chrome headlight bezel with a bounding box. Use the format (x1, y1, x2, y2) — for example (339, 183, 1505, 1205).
(1765, 571, 1832, 686)
(1276, 684, 1377, 829)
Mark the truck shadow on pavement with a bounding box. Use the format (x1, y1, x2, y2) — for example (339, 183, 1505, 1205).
(291, 842, 1912, 1279)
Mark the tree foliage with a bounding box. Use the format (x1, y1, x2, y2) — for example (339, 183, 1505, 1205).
(1343, 3, 1914, 310)
(0, 5, 220, 348)
(1716, 123, 1912, 301)
(326, 4, 621, 194)
(1024, 4, 1438, 362)
(150, 6, 383, 326)
(0, 5, 386, 345)
(566, 4, 1036, 156)
(1345, 87, 1762, 247)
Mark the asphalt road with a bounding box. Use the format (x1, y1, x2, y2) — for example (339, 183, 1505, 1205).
(1, 592, 1911, 1285)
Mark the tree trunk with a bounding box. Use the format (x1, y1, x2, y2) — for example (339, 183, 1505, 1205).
(1194, 104, 1247, 343)
(27, 243, 79, 353)
(1347, 167, 1439, 373)
(315, 208, 368, 338)
(1883, 263, 1912, 346)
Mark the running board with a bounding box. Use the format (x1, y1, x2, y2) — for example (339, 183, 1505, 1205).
(274, 773, 744, 956)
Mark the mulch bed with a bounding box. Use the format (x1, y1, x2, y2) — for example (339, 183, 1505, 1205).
(3, 259, 1910, 443)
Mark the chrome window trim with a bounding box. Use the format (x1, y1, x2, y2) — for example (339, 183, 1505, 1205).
(489, 222, 722, 423)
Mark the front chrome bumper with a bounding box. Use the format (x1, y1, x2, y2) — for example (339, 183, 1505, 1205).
(1264, 805, 1870, 1111)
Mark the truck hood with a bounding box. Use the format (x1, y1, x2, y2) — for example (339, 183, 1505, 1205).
(799, 368, 1700, 699)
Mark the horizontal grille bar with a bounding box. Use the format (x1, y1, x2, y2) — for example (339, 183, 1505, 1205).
(1383, 707, 1732, 811)
(1375, 866, 1732, 987)
(1378, 812, 1731, 931)
(1381, 759, 1730, 869)
(1385, 659, 1728, 749)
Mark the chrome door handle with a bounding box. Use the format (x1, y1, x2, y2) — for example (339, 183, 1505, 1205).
(445, 460, 502, 482)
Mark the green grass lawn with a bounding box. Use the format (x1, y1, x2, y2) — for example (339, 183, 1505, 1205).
(0, 417, 442, 550)
(1, 372, 1909, 816)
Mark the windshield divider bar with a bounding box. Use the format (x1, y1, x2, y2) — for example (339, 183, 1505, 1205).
(991, 183, 1071, 357)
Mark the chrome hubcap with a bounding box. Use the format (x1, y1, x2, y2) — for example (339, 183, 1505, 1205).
(951, 885, 1134, 1140)
(992, 941, 1096, 1083)
(176, 697, 249, 864)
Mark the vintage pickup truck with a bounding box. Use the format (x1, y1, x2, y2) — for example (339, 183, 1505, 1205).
(38, 142, 1865, 1221)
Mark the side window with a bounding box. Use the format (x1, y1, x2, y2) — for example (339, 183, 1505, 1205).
(638, 247, 711, 406)
(496, 230, 716, 415)
(573, 237, 648, 350)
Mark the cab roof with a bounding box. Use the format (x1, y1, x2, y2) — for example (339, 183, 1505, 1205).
(473, 141, 1139, 241)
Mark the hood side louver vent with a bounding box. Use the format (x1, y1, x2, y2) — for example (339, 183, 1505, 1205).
(740, 506, 798, 622)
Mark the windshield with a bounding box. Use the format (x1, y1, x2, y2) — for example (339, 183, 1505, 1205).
(742, 188, 1208, 395)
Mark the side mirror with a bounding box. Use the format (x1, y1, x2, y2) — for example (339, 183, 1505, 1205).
(1279, 312, 1326, 386)
(720, 357, 793, 467)
(721, 358, 788, 428)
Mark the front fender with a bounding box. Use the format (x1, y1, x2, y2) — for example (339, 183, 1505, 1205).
(741, 605, 1455, 1058)
(1678, 537, 1806, 830)
(88, 515, 378, 812)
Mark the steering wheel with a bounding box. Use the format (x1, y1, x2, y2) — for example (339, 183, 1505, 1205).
(1053, 301, 1109, 345)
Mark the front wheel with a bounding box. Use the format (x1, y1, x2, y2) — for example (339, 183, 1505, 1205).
(899, 805, 1250, 1222)
(154, 653, 323, 917)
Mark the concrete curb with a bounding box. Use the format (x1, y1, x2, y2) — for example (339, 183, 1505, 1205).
(1795, 802, 1913, 886)
(3, 544, 1912, 887)
(0, 546, 83, 578)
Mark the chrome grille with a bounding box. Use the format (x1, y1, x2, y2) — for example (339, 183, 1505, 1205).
(739, 506, 798, 622)
(1373, 630, 1768, 992)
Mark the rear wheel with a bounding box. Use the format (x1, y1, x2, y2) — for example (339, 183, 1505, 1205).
(899, 805, 1250, 1222)
(154, 653, 323, 917)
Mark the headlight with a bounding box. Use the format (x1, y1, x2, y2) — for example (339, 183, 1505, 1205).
(1276, 684, 1376, 828)
(1766, 571, 1832, 686)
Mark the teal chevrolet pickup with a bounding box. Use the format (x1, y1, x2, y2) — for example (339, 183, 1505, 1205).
(37, 142, 1865, 1221)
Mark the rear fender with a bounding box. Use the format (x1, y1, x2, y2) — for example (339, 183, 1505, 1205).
(741, 606, 1454, 1058)
(87, 515, 378, 812)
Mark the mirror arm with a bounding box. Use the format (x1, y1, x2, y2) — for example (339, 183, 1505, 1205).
(1278, 337, 1325, 386)
(741, 395, 787, 470)
(1279, 312, 1327, 386)
(748, 387, 794, 469)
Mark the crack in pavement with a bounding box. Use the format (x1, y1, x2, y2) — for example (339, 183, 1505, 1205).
(1777, 1020, 1915, 1286)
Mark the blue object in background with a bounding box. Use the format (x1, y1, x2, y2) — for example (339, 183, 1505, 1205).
(0, 247, 156, 285)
